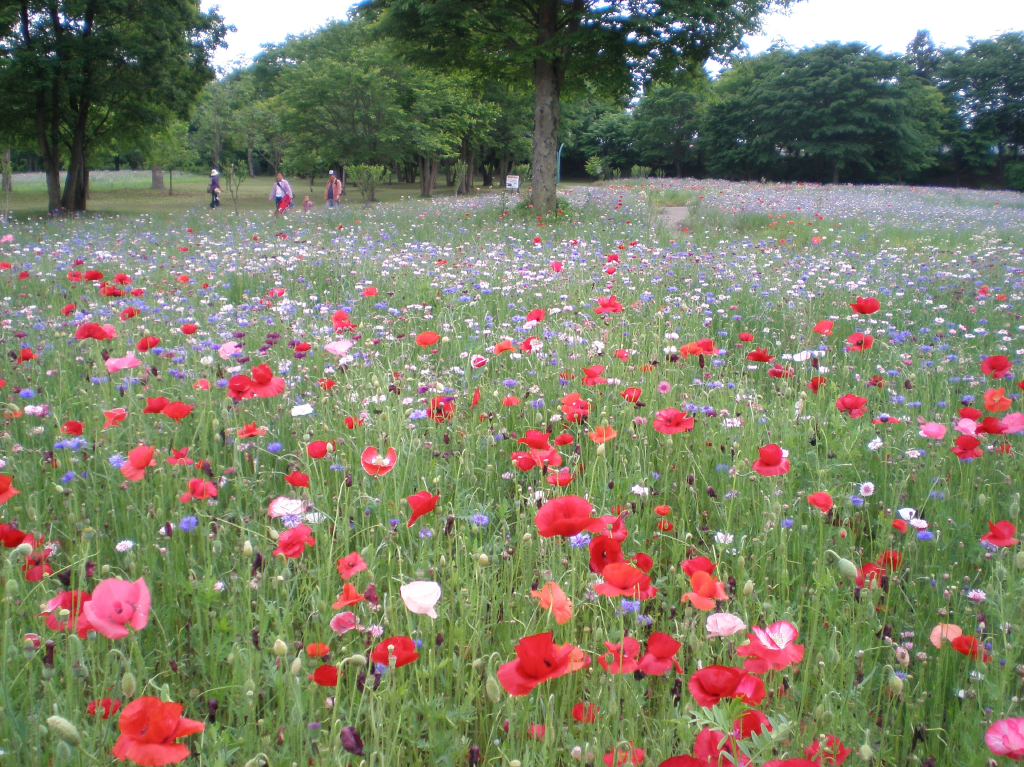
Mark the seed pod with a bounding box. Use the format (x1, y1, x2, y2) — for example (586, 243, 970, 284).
(243, 540, 253, 557)
(827, 551, 858, 581)
(888, 674, 904, 696)
(859, 743, 874, 761)
(290, 657, 302, 676)
(485, 675, 502, 703)
(743, 580, 754, 597)
(273, 638, 288, 657)
(121, 671, 137, 698)
(46, 716, 81, 748)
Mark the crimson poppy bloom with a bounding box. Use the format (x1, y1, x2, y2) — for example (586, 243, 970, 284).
(951, 635, 990, 661)
(835, 394, 868, 418)
(88, 698, 121, 719)
(40, 590, 93, 636)
(588, 536, 624, 574)
(415, 331, 439, 347)
(593, 295, 623, 314)
(694, 728, 747, 767)
(534, 496, 603, 538)
(594, 563, 657, 600)
(343, 415, 363, 428)
(307, 441, 329, 459)
(74, 322, 115, 341)
(166, 448, 193, 466)
(572, 702, 599, 722)
(951, 435, 982, 460)
(497, 632, 589, 695)
(82, 577, 150, 640)
(370, 636, 420, 668)
(162, 402, 193, 421)
(807, 492, 833, 513)
(143, 397, 169, 414)
(407, 491, 439, 527)
(237, 423, 266, 438)
(752, 444, 789, 476)
(688, 666, 765, 707)
(121, 445, 156, 482)
(560, 392, 591, 422)
(682, 571, 728, 610)
(136, 336, 160, 352)
(620, 387, 641, 403)
(652, 408, 694, 434)
(736, 621, 805, 673)
(248, 364, 285, 398)
(336, 552, 368, 580)
(981, 355, 1012, 379)
(581, 365, 607, 386)
(180, 323, 198, 335)
(361, 446, 397, 476)
(738, 332, 753, 342)
(808, 376, 827, 394)
(428, 396, 455, 422)
(112, 696, 204, 766)
(62, 420, 84, 435)
(0, 522, 26, 547)
(849, 296, 880, 314)
(982, 521, 1019, 547)
(598, 637, 641, 674)
(0, 475, 20, 505)
(272, 525, 315, 558)
(813, 320, 834, 335)
(746, 347, 774, 363)
(805, 735, 852, 766)
(603, 743, 644, 766)
(768, 364, 794, 378)
(309, 665, 339, 687)
(638, 632, 683, 675)
(333, 583, 365, 607)
(179, 478, 217, 503)
(845, 332, 873, 352)
(680, 556, 715, 576)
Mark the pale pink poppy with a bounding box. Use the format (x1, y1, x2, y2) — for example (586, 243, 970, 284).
(1001, 412, 1024, 434)
(329, 612, 360, 636)
(400, 581, 441, 619)
(105, 352, 142, 373)
(217, 341, 240, 360)
(954, 417, 978, 436)
(916, 417, 946, 439)
(100, 324, 119, 338)
(929, 623, 963, 648)
(706, 612, 747, 638)
(324, 340, 354, 356)
(987, 718, 1024, 759)
(81, 577, 150, 640)
(268, 496, 306, 519)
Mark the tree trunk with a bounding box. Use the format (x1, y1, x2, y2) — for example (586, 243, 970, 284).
(247, 145, 255, 177)
(35, 96, 63, 213)
(1, 148, 11, 193)
(420, 155, 440, 197)
(831, 162, 839, 184)
(459, 137, 476, 196)
(151, 165, 165, 190)
(169, 169, 174, 196)
(531, 1, 565, 215)
(445, 159, 454, 187)
(674, 159, 683, 178)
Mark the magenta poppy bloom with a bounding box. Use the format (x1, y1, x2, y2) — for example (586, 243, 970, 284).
(987, 718, 1024, 760)
(81, 577, 151, 640)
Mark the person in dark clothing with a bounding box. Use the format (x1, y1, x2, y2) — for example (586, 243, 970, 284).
(209, 170, 221, 209)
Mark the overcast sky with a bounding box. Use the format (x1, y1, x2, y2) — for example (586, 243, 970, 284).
(205, 0, 1024, 72)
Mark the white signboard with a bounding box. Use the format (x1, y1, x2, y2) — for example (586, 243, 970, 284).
(505, 175, 520, 190)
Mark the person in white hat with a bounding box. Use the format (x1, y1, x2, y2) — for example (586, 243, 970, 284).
(324, 169, 344, 209)
(208, 170, 221, 209)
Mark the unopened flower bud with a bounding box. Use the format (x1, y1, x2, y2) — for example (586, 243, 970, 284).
(478, 553, 489, 567)
(46, 716, 81, 748)
(290, 657, 302, 675)
(743, 580, 754, 597)
(486, 675, 502, 703)
(121, 671, 137, 698)
(243, 540, 253, 557)
(273, 638, 288, 657)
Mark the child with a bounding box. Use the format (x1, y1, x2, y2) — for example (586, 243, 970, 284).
(208, 170, 221, 209)
(303, 195, 314, 213)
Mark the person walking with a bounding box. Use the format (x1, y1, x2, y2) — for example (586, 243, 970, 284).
(324, 169, 344, 209)
(269, 172, 293, 215)
(208, 169, 221, 209)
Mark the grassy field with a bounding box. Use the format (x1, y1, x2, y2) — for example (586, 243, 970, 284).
(0, 177, 1023, 767)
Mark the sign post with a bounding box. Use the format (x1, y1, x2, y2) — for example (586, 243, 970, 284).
(505, 175, 520, 192)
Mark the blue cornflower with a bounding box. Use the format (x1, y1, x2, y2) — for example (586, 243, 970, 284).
(179, 516, 199, 532)
(850, 496, 864, 507)
(108, 454, 126, 469)
(620, 599, 640, 613)
(267, 442, 282, 453)
(19, 389, 34, 399)
(782, 518, 794, 528)
(470, 514, 489, 526)
(569, 533, 591, 548)
(419, 528, 434, 539)
(502, 379, 518, 387)
(59, 471, 74, 483)
(410, 409, 428, 420)
(917, 531, 934, 540)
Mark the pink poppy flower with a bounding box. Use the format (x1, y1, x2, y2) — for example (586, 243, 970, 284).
(329, 612, 360, 636)
(954, 417, 978, 436)
(706, 613, 747, 638)
(325, 340, 354, 356)
(1001, 412, 1024, 434)
(217, 341, 240, 360)
(736, 620, 804, 673)
(917, 418, 946, 439)
(105, 352, 142, 373)
(986, 718, 1024, 760)
(400, 581, 441, 619)
(81, 577, 150, 640)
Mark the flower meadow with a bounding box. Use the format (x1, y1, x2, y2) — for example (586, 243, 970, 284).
(1, 180, 1024, 767)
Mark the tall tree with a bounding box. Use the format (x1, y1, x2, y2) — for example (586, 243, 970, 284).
(360, 0, 792, 213)
(0, 0, 226, 212)
(632, 83, 707, 177)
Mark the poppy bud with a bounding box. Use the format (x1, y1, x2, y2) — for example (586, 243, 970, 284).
(121, 671, 137, 698)
(478, 553, 489, 567)
(46, 716, 80, 748)
(743, 580, 754, 597)
(977, 494, 987, 507)
(571, 747, 583, 761)
(340, 726, 364, 755)
(243, 540, 253, 557)
(5, 579, 19, 597)
(859, 743, 874, 761)
(468, 745, 481, 767)
(827, 551, 859, 581)
(472, 658, 485, 673)
(11, 542, 33, 558)
(208, 699, 219, 723)
(486, 675, 502, 703)
(273, 638, 288, 657)
(888, 674, 904, 696)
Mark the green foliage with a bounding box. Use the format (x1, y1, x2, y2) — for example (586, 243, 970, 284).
(631, 84, 706, 177)
(630, 165, 652, 179)
(1007, 163, 1024, 191)
(585, 156, 606, 180)
(349, 164, 388, 203)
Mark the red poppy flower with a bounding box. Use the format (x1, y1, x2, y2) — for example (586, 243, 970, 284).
(429, 395, 455, 422)
(237, 423, 266, 438)
(752, 444, 789, 476)
(361, 446, 397, 476)
(951, 635, 990, 661)
(682, 570, 728, 610)
(370, 636, 419, 668)
(40, 590, 93, 635)
(598, 637, 641, 674)
(493, 339, 515, 354)
(180, 323, 198, 335)
(951, 435, 982, 460)
(343, 416, 363, 429)
(981, 355, 1012, 379)
(248, 364, 285, 398)
(497, 632, 589, 695)
(739, 332, 754, 342)
(179, 478, 217, 503)
(227, 375, 254, 400)
(272, 525, 314, 558)
(768, 364, 794, 378)
(332, 583, 365, 607)
(620, 387, 642, 403)
(61, 302, 77, 316)
(594, 563, 657, 600)
(688, 666, 765, 707)
(362, 285, 378, 297)
(582, 365, 608, 386)
(166, 447, 193, 466)
(746, 347, 774, 363)
(680, 556, 715, 576)
(121, 445, 156, 482)
(309, 664, 339, 687)
(560, 392, 591, 422)
(407, 491, 439, 527)
(849, 296, 880, 314)
(336, 552, 368, 580)
(319, 378, 336, 391)
(87, 697, 122, 719)
(735, 620, 805, 673)
(307, 441, 329, 459)
(813, 320, 834, 335)
(734, 709, 771, 739)
(652, 408, 694, 434)
(845, 332, 873, 352)
(638, 632, 682, 675)
(415, 331, 439, 347)
(807, 492, 833, 512)
(603, 743, 644, 766)
(120, 307, 139, 321)
(835, 394, 868, 418)
(62, 420, 84, 436)
(285, 471, 310, 488)
(162, 402, 193, 421)
(593, 295, 623, 314)
(572, 702, 599, 722)
(0, 522, 26, 547)
(74, 322, 116, 341)
(981, 520, 1019, 548)
(804, 734, 852, 766)
(112, 697, 204, 766)
(136, 336, 160, 352)
(694, 728, 747, 767)
(143, 397, 169, 415)
(808, 376, 827, 394)
(534, 496, 604, 538)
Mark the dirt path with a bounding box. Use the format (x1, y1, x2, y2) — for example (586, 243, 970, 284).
(660, 205, 690, 230)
